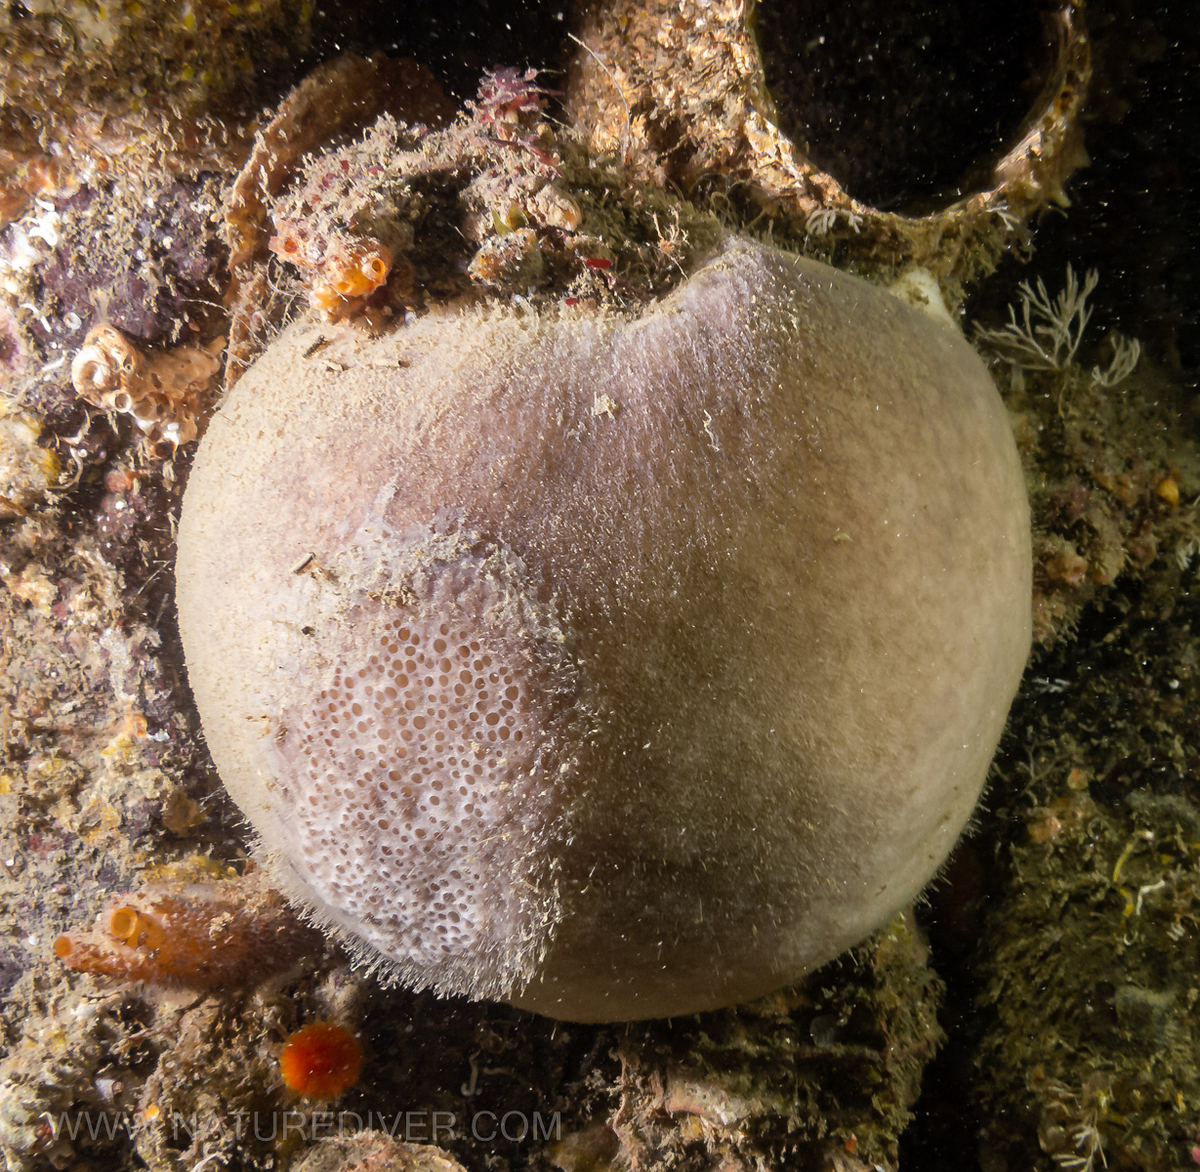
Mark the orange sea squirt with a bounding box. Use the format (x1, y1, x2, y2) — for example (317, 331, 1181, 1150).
(53, 874, 323, 990)
(279, 1022, 363, 1099)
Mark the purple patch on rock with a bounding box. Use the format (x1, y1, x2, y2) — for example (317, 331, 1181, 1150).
(38, 179, 220, 347)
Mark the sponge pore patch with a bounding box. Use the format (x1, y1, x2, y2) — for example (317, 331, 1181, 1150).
(262, 531, 575, 999)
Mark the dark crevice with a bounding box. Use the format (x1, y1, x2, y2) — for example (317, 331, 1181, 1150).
(307, 0, 575, 102)
(756, 0, 1045, 211)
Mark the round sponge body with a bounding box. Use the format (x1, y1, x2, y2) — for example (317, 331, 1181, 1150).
(176, 239, 1031, 1022)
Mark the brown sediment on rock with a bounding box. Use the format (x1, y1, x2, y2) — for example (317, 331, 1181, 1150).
(0, 0, 317, 233)
(0, 412, 59, 518)
(970, 580, 1200, 1172)
(293, 1134, 468, 1172)
(566, 0, 1090, 283)
(0, 103, 251, 236)
(602, 911, 944, 1172)
(0, 0, 313, 117)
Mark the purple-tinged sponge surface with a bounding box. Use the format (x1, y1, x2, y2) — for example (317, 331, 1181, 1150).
(176, 238, 1031, 1021)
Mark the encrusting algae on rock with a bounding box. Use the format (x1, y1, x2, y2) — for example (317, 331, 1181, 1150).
(176, 236, 1032, 1022)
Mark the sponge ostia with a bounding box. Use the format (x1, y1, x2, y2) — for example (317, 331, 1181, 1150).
(176, 239, 1031, 1022)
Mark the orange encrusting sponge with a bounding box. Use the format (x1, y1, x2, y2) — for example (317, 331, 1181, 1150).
(278, 1022, 363, 1100)
(53, 876, 322, 990)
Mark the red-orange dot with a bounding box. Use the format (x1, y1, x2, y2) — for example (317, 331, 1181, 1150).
(278, 1022, 362, 1100)
(53, 935, 73, 959)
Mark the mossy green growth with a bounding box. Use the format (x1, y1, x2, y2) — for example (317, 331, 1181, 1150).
(0, 0, 313, 118)
(604, 912, 945, 1171)
(972, 567, 1200, 1172)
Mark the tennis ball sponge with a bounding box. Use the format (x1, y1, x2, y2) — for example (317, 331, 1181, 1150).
(176, 239, 1030, 1022)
